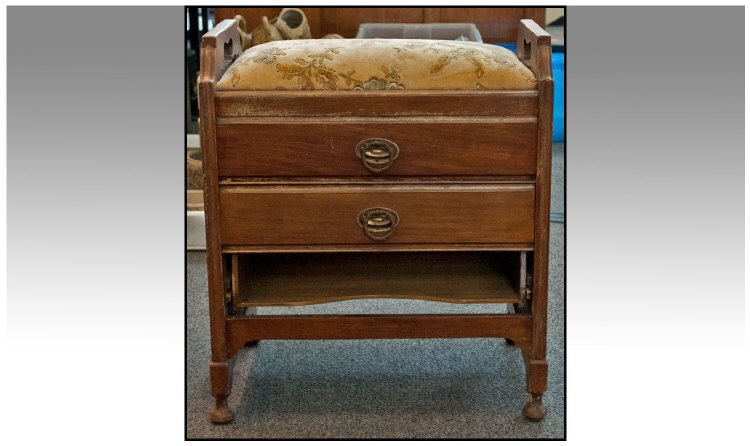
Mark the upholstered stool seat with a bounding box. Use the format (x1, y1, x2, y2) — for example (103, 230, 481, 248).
(217, 38, 537, 91)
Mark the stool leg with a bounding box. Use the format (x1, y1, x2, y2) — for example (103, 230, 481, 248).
(209, 361, 234, 423)
(523, 392, 547, 421)
(522, 357, 548, 421)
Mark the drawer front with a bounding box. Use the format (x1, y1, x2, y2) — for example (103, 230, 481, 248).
(220, 185, 535, 245)
(216, 119, 537, 177)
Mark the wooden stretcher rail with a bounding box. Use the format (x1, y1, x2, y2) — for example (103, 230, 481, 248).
(225, 314, 533, 357)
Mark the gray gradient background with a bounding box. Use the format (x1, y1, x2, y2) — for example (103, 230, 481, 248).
(6, 7, 186, 442)
(5, 5, 746, 443)
(568, 7, 744, 344)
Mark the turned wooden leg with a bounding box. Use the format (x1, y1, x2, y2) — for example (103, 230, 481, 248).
(211, 395, 233, 424)
(209, 361, 234, 423)
(522, 357, 548, 421)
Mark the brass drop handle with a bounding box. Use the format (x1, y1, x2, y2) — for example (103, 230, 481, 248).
(356, 207, 399, 241)
(355, 138, 399, 173)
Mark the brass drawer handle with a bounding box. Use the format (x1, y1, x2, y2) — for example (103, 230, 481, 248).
(356, 207, 399, 241)
(355, 138, 399, 173)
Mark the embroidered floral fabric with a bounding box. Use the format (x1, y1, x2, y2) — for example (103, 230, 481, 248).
(216, 39, 537, 91)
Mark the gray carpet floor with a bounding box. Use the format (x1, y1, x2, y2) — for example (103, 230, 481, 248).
(186, 143, 565, 439)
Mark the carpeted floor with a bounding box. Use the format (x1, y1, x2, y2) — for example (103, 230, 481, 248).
(186, 144, 565, 439)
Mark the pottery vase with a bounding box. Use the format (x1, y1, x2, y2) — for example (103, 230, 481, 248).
(233, 14, 253, 51)
(250, 16, 283, 47)
(274, 8, 311, 40)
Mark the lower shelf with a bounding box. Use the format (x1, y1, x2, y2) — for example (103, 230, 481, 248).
(231, 251, 527, 307)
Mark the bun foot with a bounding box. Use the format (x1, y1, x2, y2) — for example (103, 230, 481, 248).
(244, 340, 259, 348)
(504, 338, 515, 346)
(523, 393, 547, 421)
(210, 396, 234, 424)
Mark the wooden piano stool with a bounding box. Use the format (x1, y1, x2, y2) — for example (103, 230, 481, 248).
(198, 19, 553, 423)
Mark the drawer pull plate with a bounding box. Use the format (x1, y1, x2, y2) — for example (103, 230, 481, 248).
(355, 138, 399, 173)
(356, 207, 400, 241)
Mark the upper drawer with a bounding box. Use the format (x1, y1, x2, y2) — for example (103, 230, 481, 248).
(215, 118, 537, 177)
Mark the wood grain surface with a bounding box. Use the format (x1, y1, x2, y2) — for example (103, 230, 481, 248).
(219, 184, 535, 245)
(199, 20, 241, 423)
(199, 20, 240, 366)
(215, 90, 539, 117)
(232, 251, 523, 306)
(216, 118, 537, 177)
(225, 313, 534, 357)
(221, 242, 534, 253)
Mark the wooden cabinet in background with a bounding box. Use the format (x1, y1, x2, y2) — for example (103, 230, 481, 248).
(214, 7, 545, 43)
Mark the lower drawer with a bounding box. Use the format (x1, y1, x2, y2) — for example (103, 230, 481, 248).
(219, 184, 535, 245)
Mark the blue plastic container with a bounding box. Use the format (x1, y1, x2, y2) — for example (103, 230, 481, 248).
(496, 44, 564, 142)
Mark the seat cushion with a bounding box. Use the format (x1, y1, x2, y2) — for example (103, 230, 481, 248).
(216, 39, 537, 91)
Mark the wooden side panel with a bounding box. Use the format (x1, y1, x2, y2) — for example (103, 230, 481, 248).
(214, 91, 539, 118)
(531, 36, 554, 362)
(219, 185, 535, 245)
(198, 20, 241, 364)
(216, 119, 537, 177)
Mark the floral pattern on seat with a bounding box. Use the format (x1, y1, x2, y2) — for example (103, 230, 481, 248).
(217, 39, 536, 91)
